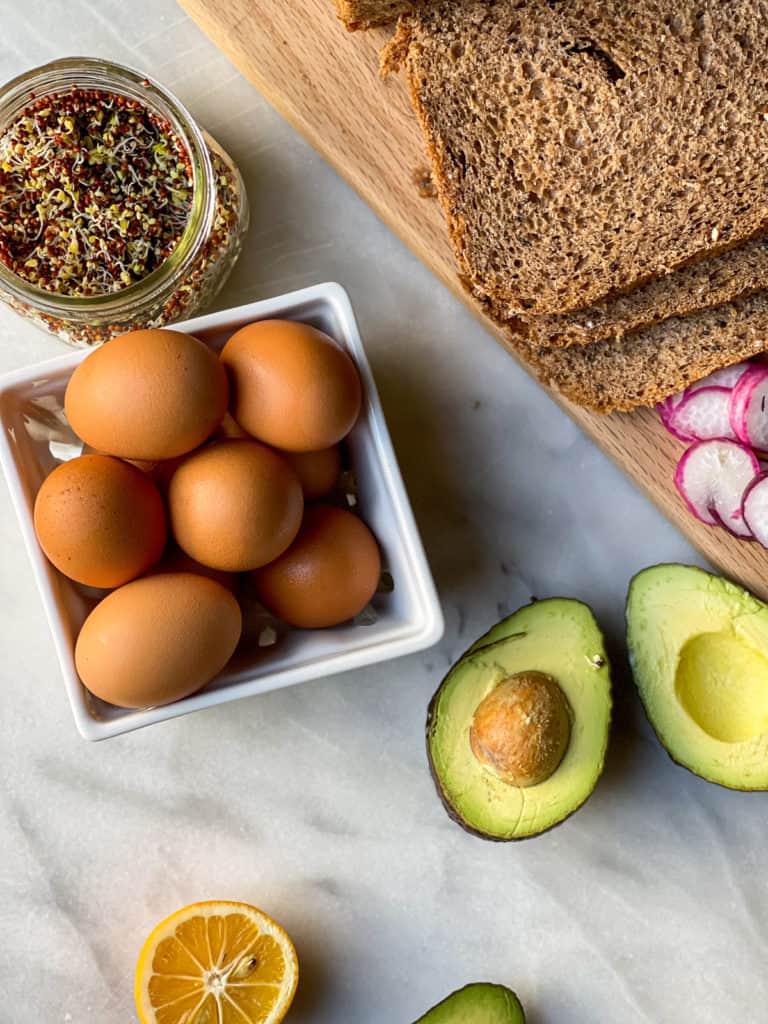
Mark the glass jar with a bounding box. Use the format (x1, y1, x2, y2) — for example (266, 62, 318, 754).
(0, 57, 249, 346)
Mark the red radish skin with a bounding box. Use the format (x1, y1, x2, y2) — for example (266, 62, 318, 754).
(729, 365, 768, 451)
(742, 472, 768, 548)
(666, 387, 736, 443)
(658, 395, 684, 433)
(660, 391, 686, 413)
(658, 390, 687, 427)
(687, 362, 752, 393)
(665, 363, 768, 541)
(659, 363, 752, 439)
(674, 439, 758, 537)
(675, 449, 718, 526)
(714, 508, 755, 540)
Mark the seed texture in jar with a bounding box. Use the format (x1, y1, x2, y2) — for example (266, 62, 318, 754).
(33, 454, 166, 589)
(0, 90, 192, 296)
(253, 504, 381, 628)
(221, 320, 363, 452)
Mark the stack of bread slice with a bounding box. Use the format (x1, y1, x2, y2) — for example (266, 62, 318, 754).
(335, 0, 768, 413)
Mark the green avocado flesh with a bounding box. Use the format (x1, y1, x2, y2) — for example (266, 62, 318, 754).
(427, 599, 612, 840)
(627, 564, 768, 790)
(413, 983, 525, 1024)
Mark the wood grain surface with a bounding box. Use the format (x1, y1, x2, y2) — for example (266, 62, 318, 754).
(179, 0, 768, 598)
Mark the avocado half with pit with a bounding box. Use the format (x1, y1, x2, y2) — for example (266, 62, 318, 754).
(627, 563, 768, 789)
(427, 598, 612, 840)
(413, 983, 525, 1024)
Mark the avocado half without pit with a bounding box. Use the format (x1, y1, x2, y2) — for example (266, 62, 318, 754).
(413, 983, 525, 1023)
(427, 598, 612, 840)
(627, 564, 768, 790)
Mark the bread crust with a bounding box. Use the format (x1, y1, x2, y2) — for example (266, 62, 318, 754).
(334, 0, 419, 30)
(494, 292, 768, 413)
(402, 0, 768, 315)
(514, 235, 768, 348)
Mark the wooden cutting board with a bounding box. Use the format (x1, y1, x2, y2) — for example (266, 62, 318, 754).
(179, 0, 768, 598)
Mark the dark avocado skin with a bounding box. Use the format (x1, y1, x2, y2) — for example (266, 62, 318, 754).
(426, 688, 525, 843)
(426, 693, 601, 842)
(426, 598, 610, 841)
(426, 617, 510, 843)
(625, 562, 766, 792)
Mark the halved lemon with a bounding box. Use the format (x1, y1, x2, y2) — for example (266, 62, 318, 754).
(135, 900, 299, 1024)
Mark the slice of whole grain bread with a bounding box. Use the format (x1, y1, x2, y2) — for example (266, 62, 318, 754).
(504, 292, 768, 412)
(511, 236, 768, 348)
(334, 0, 421, 29)
(400, 0, 768, 315)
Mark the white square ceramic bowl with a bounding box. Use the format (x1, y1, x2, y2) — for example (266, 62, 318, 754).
(0, 283, 444, 740)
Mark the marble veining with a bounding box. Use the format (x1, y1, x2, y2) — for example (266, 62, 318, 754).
(0, 2, 763, 1022)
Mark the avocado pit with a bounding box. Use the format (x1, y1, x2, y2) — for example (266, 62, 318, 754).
(469, 670, 571, 787)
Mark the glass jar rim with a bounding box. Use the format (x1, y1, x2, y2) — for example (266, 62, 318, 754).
(0, 56, 216, 316)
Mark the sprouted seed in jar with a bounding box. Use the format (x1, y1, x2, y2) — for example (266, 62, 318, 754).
(0, 90, 193, 296)
(0, 59, 248, 347)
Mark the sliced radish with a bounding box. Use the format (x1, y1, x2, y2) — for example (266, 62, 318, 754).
(658, 394, 685, 433)
(660, 391, 687, 413)
(659, 363, 753, 437)
(730, 365, 768, 450)
(743, 473, 768, 547)
(666, 387, 736, 443)
(675, 439, 758, 536)
(687, 362, 752, 393)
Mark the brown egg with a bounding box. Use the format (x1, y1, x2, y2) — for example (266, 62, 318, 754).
(64, 328, 229, 460)
(75, 573, 242, 708)
(214, 411, 251, 440)
(283, 446, 342, 499)
(127, 456, 185, 494)
(220, 319, 362, 451)
(252, 504, 381, 628)
(127, 458, 158, 475)
(148, 545, 238, 592)
(167, 440, 304, 572)
(33, 454, 166, 588)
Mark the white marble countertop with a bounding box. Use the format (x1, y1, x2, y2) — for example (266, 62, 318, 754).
(0, 3, 763, 1022)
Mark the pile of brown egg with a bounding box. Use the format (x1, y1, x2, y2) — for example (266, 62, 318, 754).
(33, 321, 382, 709)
